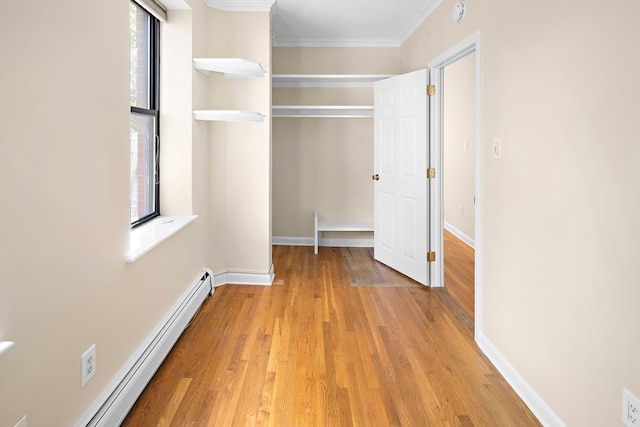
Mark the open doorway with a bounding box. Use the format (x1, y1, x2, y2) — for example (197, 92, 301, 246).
(443, 52, 476, 329)
(428, 33, 482, 339)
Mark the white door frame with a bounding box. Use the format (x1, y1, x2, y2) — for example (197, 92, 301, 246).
(428, 32, 483, 340)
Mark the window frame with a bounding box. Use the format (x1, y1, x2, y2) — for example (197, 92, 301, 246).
(130, 0, 161, 228)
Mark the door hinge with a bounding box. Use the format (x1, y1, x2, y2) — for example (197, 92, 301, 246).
(427, 168, 436, 179)
(426, 85, 436, 96)
(427, 252, 436, 262)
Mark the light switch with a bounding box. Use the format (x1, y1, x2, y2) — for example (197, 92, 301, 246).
(492, 137, 502, 159)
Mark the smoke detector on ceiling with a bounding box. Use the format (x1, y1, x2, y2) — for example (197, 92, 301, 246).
(452, 2, 466, 22)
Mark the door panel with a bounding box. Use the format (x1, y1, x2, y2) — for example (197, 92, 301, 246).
(373, 69, 429, 285)
(379, 192, 394, 250)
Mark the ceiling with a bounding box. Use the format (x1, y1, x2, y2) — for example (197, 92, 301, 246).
(271, 0, 442, 47)
(161, 0, 443, 48)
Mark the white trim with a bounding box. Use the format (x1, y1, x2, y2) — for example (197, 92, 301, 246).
(271, 236, 373, 249)
(395, 0, 444, 46)
(76, 269, 214, 427)
(429, 33, 480, 70)
(478, 334, 566, 427)
(427, 31, 483, 339)
(443, 221, 475, 249)
(193, 58, 265, 78)
(193, 110, 266, 122)
(272, 74, 394, 88)
(272, 236, 311, 246)
(203, 0, 274, 12)
(134, 0, 168, 22)
(427, 69, 443, 288)
(314, 210, 374, 254)
(213, 264, 275, 286)
(127, 215, 198, 263)
(157, 0, 189, 10)
(272, 105, 373, 118)
(273, 38, 403, 48)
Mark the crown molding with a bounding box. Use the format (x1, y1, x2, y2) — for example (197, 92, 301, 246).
(272, 38, 402, 48)
(157, 0, 189, 10)
(204, 0, 275, 12)
(395, 0, 444, 46)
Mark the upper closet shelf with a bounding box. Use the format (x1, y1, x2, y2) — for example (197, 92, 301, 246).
(273, 105, 373, 118)
(272, 74, 394, 88)
(193, 110, 266, 122)
(193, 58, 265, 78)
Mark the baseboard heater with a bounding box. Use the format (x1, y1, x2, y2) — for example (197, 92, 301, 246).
(76, 268, 214, 427)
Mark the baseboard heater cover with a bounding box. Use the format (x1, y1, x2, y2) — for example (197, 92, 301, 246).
(76, 268, 214, 427)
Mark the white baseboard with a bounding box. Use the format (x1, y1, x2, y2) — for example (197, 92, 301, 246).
(272, 236, 311, 246)
(272, 236, 373, 249)
(477, 334, 565, 427)
(443, 221, 475, 249)
(213, 264, 275, 286)
(76, 269, 214, 427)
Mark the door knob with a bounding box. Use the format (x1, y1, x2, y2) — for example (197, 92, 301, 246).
(372, 174, 380, 181)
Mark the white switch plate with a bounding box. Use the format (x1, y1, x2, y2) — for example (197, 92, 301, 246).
(13, 415, 27, 427)
(492, 137, 502, 159)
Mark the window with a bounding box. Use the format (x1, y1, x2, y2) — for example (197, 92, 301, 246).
(130, 1, 160, 227)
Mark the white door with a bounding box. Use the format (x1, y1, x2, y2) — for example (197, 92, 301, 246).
(373, 69, 429, 285)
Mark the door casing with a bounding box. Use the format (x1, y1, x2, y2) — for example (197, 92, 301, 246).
(428, 32, 483, 339)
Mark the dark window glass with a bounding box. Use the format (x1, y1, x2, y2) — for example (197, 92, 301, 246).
(130, 1, 160, 226)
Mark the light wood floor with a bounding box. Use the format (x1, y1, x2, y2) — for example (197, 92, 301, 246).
(439, 229, 476, 336)
(122, 240, 540, 426)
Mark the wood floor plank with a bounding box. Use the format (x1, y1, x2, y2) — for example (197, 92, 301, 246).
(122, 245, 540, 427)
(156, 377, 191, 426)
(443, 229, 475, 317)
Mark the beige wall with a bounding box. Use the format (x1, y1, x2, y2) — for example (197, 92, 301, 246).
(272, 47, 399, 239)
(1, 1, 637, 426)
(273, 47, 400, 74)
(273, 117, 374, 238)
(203, 9, 273, 275)
(0, 1, 209, 426)
(443, 52, 475, 240)
(401, 1, 640, 425)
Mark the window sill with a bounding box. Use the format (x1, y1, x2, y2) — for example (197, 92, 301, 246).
(127, 215, 198, 263)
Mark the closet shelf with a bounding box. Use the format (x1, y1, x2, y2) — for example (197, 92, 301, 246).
(193, 110, 266, 122)
(193, 58, 265, 78)
(272, 105, 373, 118)
(272, 74, 394, 88)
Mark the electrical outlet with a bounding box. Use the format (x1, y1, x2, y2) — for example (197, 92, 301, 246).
(81, 344, 96, 387)
(623, 388, 640, 427)
(459, 205, 464, 216)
